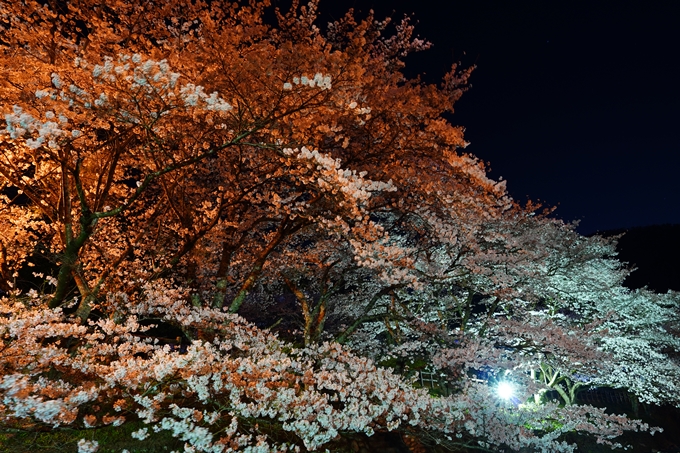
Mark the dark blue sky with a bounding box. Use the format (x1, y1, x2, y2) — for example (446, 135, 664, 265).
(276, 0, 680, 235)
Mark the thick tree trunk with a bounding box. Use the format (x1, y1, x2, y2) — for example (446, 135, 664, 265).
(0, 242, 11, 293)
(227, 217, 308, 313)
(227, 221, 294, 313)
(282, 275, 330, 346)
(212, 239, 238, 309)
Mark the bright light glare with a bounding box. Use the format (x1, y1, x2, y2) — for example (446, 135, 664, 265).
(496, 381, 515, 400)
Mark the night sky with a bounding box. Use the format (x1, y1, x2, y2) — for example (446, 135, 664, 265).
(276, 0, 680, 235)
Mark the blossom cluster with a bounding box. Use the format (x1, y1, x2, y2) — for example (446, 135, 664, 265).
(283, 73, 332, 91)
(282, 146, 396, 204)
(4, 106, 71, 149)
(4, 53, 233, 150)
(0, 283, 662, 452)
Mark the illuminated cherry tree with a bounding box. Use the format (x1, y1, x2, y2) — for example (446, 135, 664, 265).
(1, 1, 678, 452)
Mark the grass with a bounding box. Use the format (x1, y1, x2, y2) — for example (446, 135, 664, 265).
(2, 402, 677, 453)
(0, 421, 183, 453)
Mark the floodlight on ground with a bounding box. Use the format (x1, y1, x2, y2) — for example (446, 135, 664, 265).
(496, 381, 515, 400)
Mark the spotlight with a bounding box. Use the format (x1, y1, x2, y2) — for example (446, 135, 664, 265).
(496, 381, 515, 400)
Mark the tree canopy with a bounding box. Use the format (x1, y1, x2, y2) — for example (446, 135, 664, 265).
(1, 1, 678, 452)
